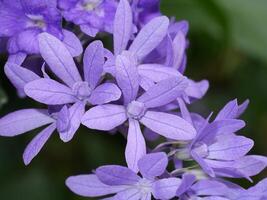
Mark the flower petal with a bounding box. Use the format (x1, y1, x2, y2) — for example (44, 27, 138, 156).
(208, 135, 254, 161)
(152, 178, 181, 200)
(0, 109, 54, 137)
(62, 29, 83, 57)
(38, 33, 82, 87)
(59, 101, 85, 142)
(138, 64, 181, 82)
(138, 152, 168, 179)
(140, 111, 196, 140)
(83, 40, 104, 89)
(81, 104, 127, 131)
(113, 188, 141, 200)
(129, 16, 169, 60)
(172, 31, 187, 69)
(116, 53, 139, 105)
(126, 119, 146, 172)
(89, 83, 121, 105)
(23, 123, 56, 165)
(137, 77, 188, 108)
(66, 174, 126, 197)
(25, 78, 77, 105)
(113, 0, 133, 55)
(4, 62, 40, 92)
(96, 165, 140, 186)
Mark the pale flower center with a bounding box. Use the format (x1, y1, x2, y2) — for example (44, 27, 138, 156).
(72, 81, 92, 100)
(26, 14, 46, 29)
(136, 178, 153, 195)
(83, 0, 102, 11)
(127, 101, 146, 120)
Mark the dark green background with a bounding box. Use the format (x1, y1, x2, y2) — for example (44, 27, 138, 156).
(0, 0, 267, 199)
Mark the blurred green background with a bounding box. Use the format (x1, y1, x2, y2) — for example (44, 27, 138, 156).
(0, 0, 267, 199)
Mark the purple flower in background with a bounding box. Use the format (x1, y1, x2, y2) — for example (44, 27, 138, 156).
(66, 152, 182, 200)
(175, 99, 267, 180)
(0, 0, 62, 54)
(23, 33, 121, 142)
(131, 0, 161, 28)
(81, 55, 196, 171)
(58, 0, 117, 37)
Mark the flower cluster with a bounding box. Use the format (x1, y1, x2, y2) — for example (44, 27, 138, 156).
(0, 0, 266, 199)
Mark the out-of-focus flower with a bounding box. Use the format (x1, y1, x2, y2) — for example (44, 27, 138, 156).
(58, 0, 117, 37)
(0, 0, 62, 54)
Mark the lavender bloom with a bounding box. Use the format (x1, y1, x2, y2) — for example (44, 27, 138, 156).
(82, 55, 196, 171)
(105, 0, 172, 85)
(175, 100, 267, 180)
(58, 0, 117, 37)
(66, 152, 182, 200)
(0, 0, 62, 54)
(108, 0, 209, 105)
(23, 33, 121, 142)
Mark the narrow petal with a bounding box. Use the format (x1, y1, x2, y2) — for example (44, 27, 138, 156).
(81, 104, 127, 131)
(89, 83, 121, 105)
(152, 178, 181, 200)
(137, 77, 188, 108)
(138, 64, 181, 82)
(23, 123, 56, 165)
(177, 98, 193, 124)
(113, 0, 133, 55)
(208, 135, 254, 161)
(116, 53, 139, 105)
(66, 175, 126, 197)
(83, 40, 104, 89)
(172, 31, 187, 69)
(236, 99, 249, 117)
(4, 62, 40, 92)
(176, 173, 196, 196)
(59, 101, 85, 142)
(129, 16, 169, 60)
(0, 109, 54, 137)
(96, 165, 140, 186)
(215, 99, 239, 121)
(25, 78, 77, 105)
(38, 33, 82, 87)
(62, 29, 83, 57)
(126, 119, 146, 172)
(140, 111, 196, 140)
(138, 152, 168, 179)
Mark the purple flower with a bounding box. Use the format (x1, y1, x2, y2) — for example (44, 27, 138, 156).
(0, 0, 62, 54)
(131, 0, 161, 28)
(81, 53, 196, 171)
(66, 152, 182, 200)
(58, 0, 117, 37)
(23, 33, 121, 142)
(175, 99, 267, 180)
